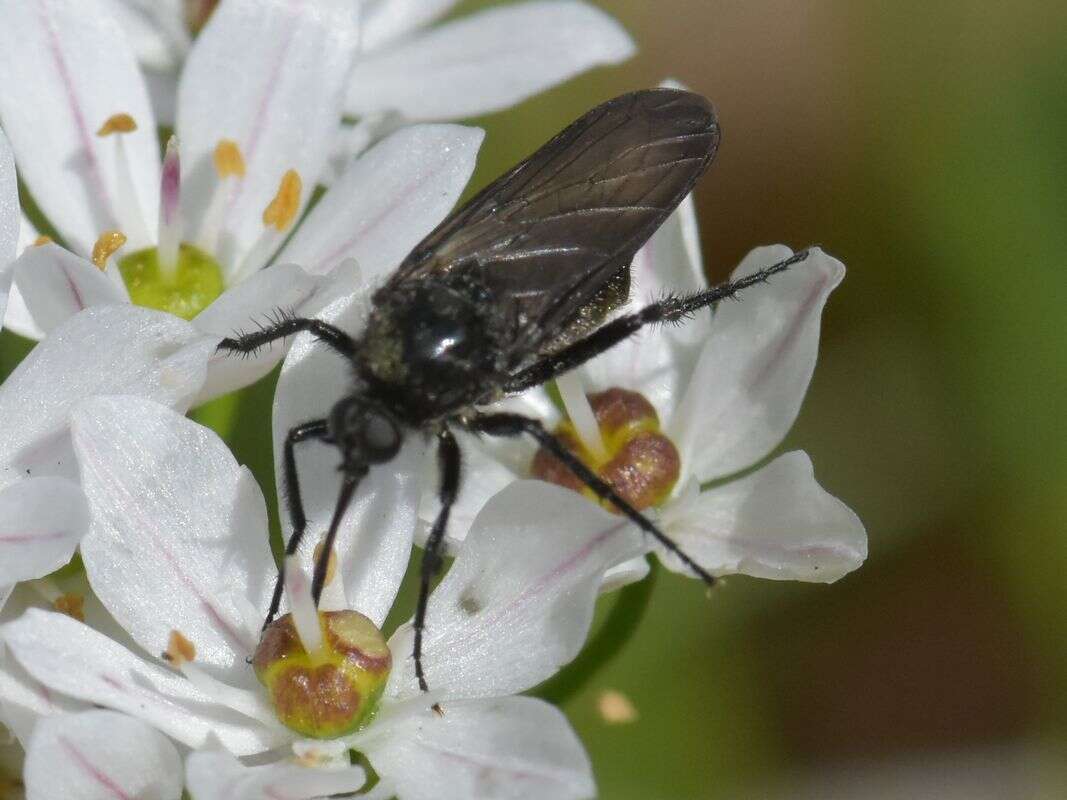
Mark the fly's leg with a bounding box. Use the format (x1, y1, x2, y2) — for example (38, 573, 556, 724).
(310, 467, 365, 605)
(505, 249, 810, 393)
(218, 316, 356, 360)
(413, 428, 461, 700)
(467, 412, 716, 587)
(263, 419, 331, 629)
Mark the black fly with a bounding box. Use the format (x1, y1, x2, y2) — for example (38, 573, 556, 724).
(218, 89, 810, 693)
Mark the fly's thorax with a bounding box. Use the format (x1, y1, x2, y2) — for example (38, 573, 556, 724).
(357, 276, 511, 422)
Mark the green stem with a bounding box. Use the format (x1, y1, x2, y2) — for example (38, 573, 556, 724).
(534, 559, 659, 706)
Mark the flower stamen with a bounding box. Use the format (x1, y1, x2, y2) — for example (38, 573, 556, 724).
(96, 113, 149, 245)
(91, 230, 127, 270)
(197, 139, 247, 255)
(163, 629, 279, 727)
(32, 235, 52, 247)
(233, 169, 302, 281)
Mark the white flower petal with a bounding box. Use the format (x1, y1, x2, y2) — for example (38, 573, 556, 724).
(671, 246, 845, 482)
(346, 1, 635, 121)
(177, 0, 359, 269)
(0, 0, 160, 253)
(0, 478, 87, 585)
(272, 297, 424, 625)
(24, 709, 181, 800)
(361, 696, 594, 800)
(0, 129, 17, 265)
(1, 608, 282, 755)
(11, 244, 129, 334)
(0, 645, 86, 746)
(102, 0, 188, 72)
(580, 197, 710, 414)
(661, 451, 867, 583)
(193, 263, 328, 401)
(186, 746, 366, 800)
(0, 305, 216, 488)
(0, 129, 16, 327)
(72, 396, 274, 685)
(276, 124, 483, 280)
(388, 481, 644, 701)
(361, 0, 460, 52)
(4, 214, 47, 337)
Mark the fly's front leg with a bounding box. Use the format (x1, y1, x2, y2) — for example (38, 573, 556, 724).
(413, 427, 461, 703)
(218, 316, 357, 360)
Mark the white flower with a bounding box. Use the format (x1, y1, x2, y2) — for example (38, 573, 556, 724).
(0, 0, 483, 400)
(0, 303, 217, 612)
(422, 197, 867, 586)
(106, 0, 635, 135)
(0, 395, 644, 799)
(0, 129, 18, 329)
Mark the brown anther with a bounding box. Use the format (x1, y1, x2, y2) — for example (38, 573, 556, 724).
(432, 702, 445, 717)
(184, 0, 219, 34)
(313, 541, 339, 587)
(91, 230, 127, 269)
(213, 139, 246, 178)
(52, 593, 85, 622)
(262, 170, 302, 232)
(165, 630, 196, 665)
(32, 235, 53, 247)
(96, 113, 138, 136)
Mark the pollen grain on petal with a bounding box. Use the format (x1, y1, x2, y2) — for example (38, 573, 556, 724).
(32, 235, 53, 247)
(91, 230, 127, 269)
(164, 629, 197, 666)
(96, 113, 138, 136)
(213, 139, 246, 178)
(262, 170, 302, 232)
(52, 593, 85, 622)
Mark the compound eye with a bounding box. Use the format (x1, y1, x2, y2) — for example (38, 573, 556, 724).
(360, 409, 401, 463)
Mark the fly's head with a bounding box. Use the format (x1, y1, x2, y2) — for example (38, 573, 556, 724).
(327, 394, 402, 471)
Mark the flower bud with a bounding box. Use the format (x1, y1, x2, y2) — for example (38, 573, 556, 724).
(252, 610, 392, 739)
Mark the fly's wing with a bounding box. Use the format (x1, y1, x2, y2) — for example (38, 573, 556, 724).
(387, 88, 720, 357)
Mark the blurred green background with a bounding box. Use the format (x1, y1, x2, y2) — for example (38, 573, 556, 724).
(3, 1, 1066, 797)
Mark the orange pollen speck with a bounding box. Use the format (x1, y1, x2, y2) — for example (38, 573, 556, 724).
(165, 630, 197, 665)
(96, 113, 138, 136)
(52, 593, 85, 622)
(91, 230, 127, 269)
(213, 139, 246, 178)
(32, 235, 52, 247)
(531, 387, 681, 512)
(262, 169, 301, 232)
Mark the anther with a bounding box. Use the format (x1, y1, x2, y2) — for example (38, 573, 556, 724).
(91, 230, 127, 269)
(52, 593, 85, 622)
(32, 235, 52, 247)
(164, 630, 196, 665)
(313, 541, 339, 588)
(96, 113, 137, 136)
(262, 170, 302, 232)
(213, 139, 246, 179)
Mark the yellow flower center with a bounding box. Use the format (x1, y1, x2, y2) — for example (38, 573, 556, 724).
(117, 243, 224, 320)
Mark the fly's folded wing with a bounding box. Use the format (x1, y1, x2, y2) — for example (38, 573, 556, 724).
(386, 88, 720, 358)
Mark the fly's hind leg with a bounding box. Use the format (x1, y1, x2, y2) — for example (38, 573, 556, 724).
(467, 412, 716, 588)
(218, 315, 357, 360)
